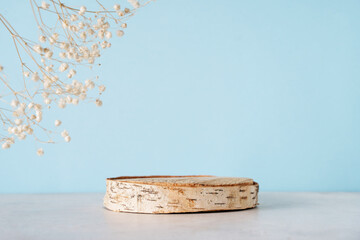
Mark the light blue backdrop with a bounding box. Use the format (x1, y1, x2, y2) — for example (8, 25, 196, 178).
(1, 0, 359, 193)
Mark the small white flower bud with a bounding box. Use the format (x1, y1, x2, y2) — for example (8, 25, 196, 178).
(44, 98, 52, 104)
(69, 69, 76, 76)
(37, 148, 44, 156)
(79, 93, 87, 100)
(27, 128, 34, 135)
(128, 0, 140, 8)
(41, 1, 49, 9)
(80, 32, 87, 40)
(52, 33, 59, 40)
(105, 31, 112, 39)
(99, 85, 106, 92)
(14, 119, 23, 125)
(79, 6, 87, 15)
(43, 80, 51, 89)
(28, 103, 34, 109)
(59, 63, 69, 72)
(64, 136, 71, 142)
(58, 99, 66, 109)
(66, 96, 73, 103)
(72, 98, 79, 105)
(11, 100, 19, 108)
(39, 35, 46, 43)
(18, 133, 26, 140)
(31, 72, 40, 82)
(45, 51, 53, 59)
(61, 130, 69, 138)
(113, 4, 121, 10)
(55, 120, 62, 127)
(121, 23, 127, 28)
(95, 99, 103, 107)
(70, 14, 78, 22)
(116, 30, 124, 37)
(33, 45, 42, 54)
(59, 52, 66, 58)
(2, 142, 11, 149)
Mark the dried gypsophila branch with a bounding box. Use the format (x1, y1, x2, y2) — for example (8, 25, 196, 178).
(0, 0, 152, 155)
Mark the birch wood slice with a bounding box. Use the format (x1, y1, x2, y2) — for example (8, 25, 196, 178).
(104, 175, 259, 214)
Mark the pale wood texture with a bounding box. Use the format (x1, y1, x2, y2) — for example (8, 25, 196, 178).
(104, 175, 259, 213)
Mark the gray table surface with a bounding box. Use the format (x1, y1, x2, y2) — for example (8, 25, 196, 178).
(0, 192, 359, 240)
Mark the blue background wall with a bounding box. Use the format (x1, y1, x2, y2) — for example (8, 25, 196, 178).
(1, 0, 359, 193)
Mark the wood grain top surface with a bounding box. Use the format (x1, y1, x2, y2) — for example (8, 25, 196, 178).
(107, 175, 254, 187)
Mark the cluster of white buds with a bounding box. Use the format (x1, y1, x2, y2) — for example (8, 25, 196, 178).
(0, 0, 152, 155)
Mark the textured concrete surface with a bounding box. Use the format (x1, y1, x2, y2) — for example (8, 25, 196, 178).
(0, 192, 359, 239)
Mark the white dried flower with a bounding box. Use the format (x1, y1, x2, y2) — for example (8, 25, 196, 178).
(79, 6, 87, 15)
(61, 130, 69, 138)
(85, 79, 95, 89)
(31, 72, 40, 82)
(99, 85, 106, 92)
(59, 63, 69, 72)
(49, 37, 56, 45)
(36, 115, 42, 123)
(28, 103, 34, 109)
(78, 22, 85, 29)
(44, 98, 52, 104)
(54, 120, 62, 127)
(59, 52, 66, 58)
(105, 31, 112, 39)
(121, 23, 127, 28)
(100, 41, 107, 49)
(18, 133, 26, 140)
(27, 128, 34, 135)
(2, 142, 11, 149)
(37, 148, 44, 156)
(64, 135, 71, 142)
(72, 98, 79, 105)
(45, 51, 53, 59)
(14, 119, 23, 125)
(80, 32, 87, 40)
(42, 92, 49, 98)
(114, 4, 121, 10)
(87, 28, 95, 35)
(41, 1, 50, 9)
(66, 96, 73, 103)
(23, 71, 30, 77)
(39, 35, 46, 43)
(118, 11, 125, 17)
(79, 93, 87, 100)
(95, 99, 103, 107)
(52, 33, 59, 40)
(98, 30, 105, 39)
(128, 0, 140, 8)
(58, 99, 66, 109)
(33, 45, 42, 54)
(116, 30, 124, 37)
(45, 65, 53, 72)
(11, 100, 19, 108)
(70, 14, 78, 22)
(69, 69, 76, 76)
(43, 80, 51, 89)
(60, 42, 69, 50)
